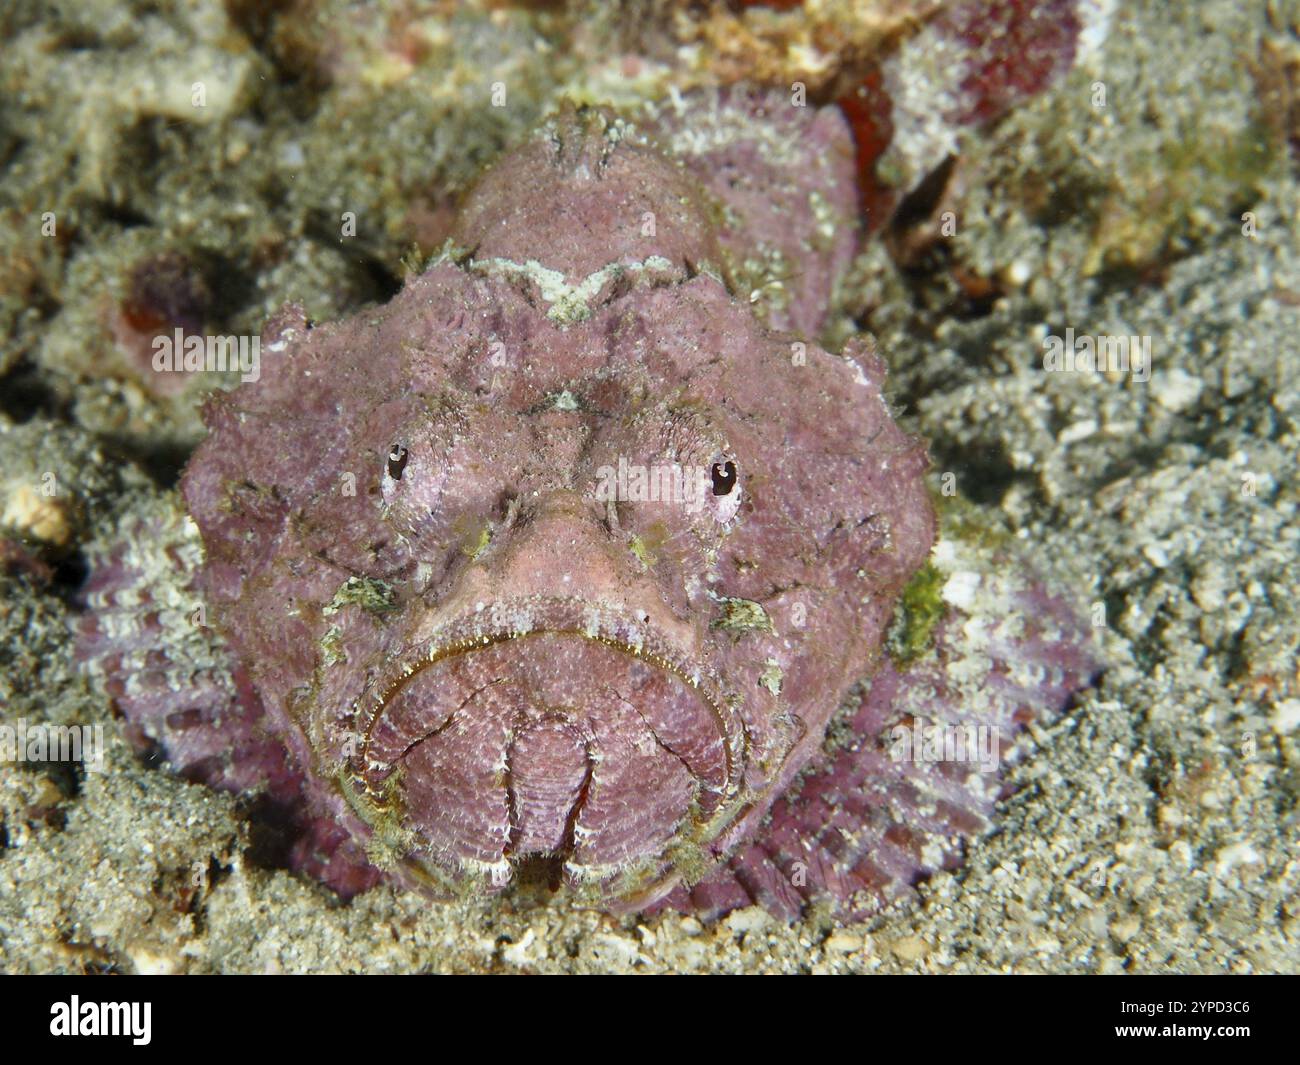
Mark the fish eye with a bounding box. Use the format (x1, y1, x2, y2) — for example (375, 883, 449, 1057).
(711, 460, 737, 496)
(387, 445, 409, 481)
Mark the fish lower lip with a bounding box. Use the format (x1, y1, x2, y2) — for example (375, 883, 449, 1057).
(346, 601, 744, 885)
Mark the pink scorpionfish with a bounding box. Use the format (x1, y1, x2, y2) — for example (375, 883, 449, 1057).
(78, 91, 1097, 920)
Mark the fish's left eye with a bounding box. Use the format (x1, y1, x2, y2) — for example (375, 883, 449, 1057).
(711, 460, 737, 496)
(387, 445, 409, 480)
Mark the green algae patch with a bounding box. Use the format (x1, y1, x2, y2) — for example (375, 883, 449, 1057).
(759, 658, 784, 696)
(887, 561, 946, 668)
(451, 511, 493, 561)
(628, 521, 671, 571)
(931, 489, 1016, 554)
(324, 576, 398, 617)
(628, 534, 655, 570)
(462, 522, 492, 561)
(710, 596, 774, 638)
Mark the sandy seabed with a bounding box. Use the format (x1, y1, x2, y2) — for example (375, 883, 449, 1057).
(0, 0, 1296, 973)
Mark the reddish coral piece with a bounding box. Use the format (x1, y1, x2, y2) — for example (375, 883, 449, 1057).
(939, 0, 1081, 126)
(120, 250, 211, 337)
(109, 250, 216, 397)
(836, 66, 897, 232)
(838, 0, 1091, 227)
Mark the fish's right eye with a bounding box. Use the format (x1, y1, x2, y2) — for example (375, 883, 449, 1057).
(386, 445, 409, 481)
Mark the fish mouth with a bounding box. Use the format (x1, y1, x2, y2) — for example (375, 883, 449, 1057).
(344, 598, 745, 892)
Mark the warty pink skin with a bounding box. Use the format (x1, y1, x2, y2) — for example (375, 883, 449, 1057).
(173, 100, 932, 904)
(78, 92, 1097, 917)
